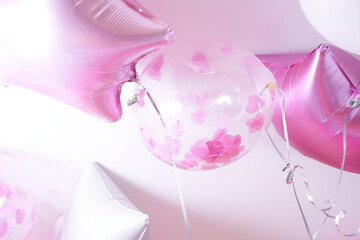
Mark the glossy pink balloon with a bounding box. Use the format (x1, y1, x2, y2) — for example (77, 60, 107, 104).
(0, 0, 173, 122)
(258, 44, 360, 174)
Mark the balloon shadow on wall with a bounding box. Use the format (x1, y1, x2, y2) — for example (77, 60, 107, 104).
(101, 165, 268, 240)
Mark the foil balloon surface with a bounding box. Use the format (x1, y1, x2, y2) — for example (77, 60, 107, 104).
(0, 0, 173, 122)
(258, 44, 360, 174)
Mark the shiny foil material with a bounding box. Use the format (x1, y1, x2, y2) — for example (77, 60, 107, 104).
(0, 0, 173, 122)
(258, 44, 360, 174)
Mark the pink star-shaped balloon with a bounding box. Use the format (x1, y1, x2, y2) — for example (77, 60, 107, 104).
(0, 0, 173, 122)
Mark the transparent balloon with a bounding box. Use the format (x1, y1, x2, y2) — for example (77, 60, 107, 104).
(0, 154, 38, 239)
(132, 41, 276, 170)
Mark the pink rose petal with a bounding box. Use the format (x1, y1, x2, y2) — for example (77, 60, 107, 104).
(180, 158, 199, 168)
(174, 163, 188, 170)
(194, 93, 208, 107)
(150, 55, 164, 71)
(192, 53, 210, 74)
(137, 89, 145, 107)
(184, 153, 199, 161)
(246, 94, 264, 114)
(246, 113, 265, 133)
(143, 55, 164, 81)
(158, 142, 172, 163)
(0, 221, 8, 238)
(190, 139, 210, 158)
(9, 187, 20, 201)
(187, 129, 244, 164)
(171, 120, 184, 138)
(0, 182, 7, 198)
(212, 129, 227, 140)
(31, 201, 38, 222)
(148, 138, 158, 149)
(221, 43, 235, 55)
(190, 109, 206, 125)
(201, 163, 219, 170)
(15, 209, 26, 225)
(165, 136, 182, 155)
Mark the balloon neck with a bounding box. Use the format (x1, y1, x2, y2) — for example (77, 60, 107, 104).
(347, 98, 360, 108)
(265, 82, 278, 93)
(126, 67, 138, 83)
(130, 66, 140, 83)
(259, 81, 277, 96)
(114, 61, 139, 84)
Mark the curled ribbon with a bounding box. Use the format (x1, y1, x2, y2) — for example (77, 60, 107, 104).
(261, 81, 360, 239)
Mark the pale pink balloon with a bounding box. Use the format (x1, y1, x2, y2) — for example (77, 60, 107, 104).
(258, 44, 360, 174)
(0, 0, 173, 122)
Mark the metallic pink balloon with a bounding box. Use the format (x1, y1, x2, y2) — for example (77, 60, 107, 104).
(258, 44, 360, 174)
(0, 0, 173, 122)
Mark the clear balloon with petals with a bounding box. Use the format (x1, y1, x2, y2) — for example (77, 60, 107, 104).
(0, 154, 38, 239)
(133, 41, 276, 170)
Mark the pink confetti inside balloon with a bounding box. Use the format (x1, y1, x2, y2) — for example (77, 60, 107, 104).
(133, 41, 276, 170)
(0, 154, 38, 239)
(0, 0, 173, 122)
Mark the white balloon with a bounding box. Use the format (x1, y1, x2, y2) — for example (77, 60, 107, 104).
(55, 162, 150, 240)
(299, 0, 360, 55)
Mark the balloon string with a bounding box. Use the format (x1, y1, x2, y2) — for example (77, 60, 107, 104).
(261, 84, 360, 239)
(322, 109, 360, 237)
(261, 85, 313, 239)
(134, 82, 193, 240)
(277, 88, 291, 163)
(333, 108, 360, 237)
(277, 87, 314, 239)
(291, 172, 314, 240)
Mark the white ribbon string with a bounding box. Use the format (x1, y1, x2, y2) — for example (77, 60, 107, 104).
(260, 84, 360, 239)
(129, 79, 358, 240)
(131, 82, 193, 240)
(333, 108, 360, 237)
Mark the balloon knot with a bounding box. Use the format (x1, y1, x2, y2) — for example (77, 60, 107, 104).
(282, 163, 295, 184)
(265, 82, 278, 93)
(347, 98, 360, 108)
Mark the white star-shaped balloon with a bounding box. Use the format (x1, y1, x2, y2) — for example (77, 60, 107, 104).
(55, 163, 149, 240)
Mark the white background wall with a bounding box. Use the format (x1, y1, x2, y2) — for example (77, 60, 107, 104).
(0, 0, 360, 239)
